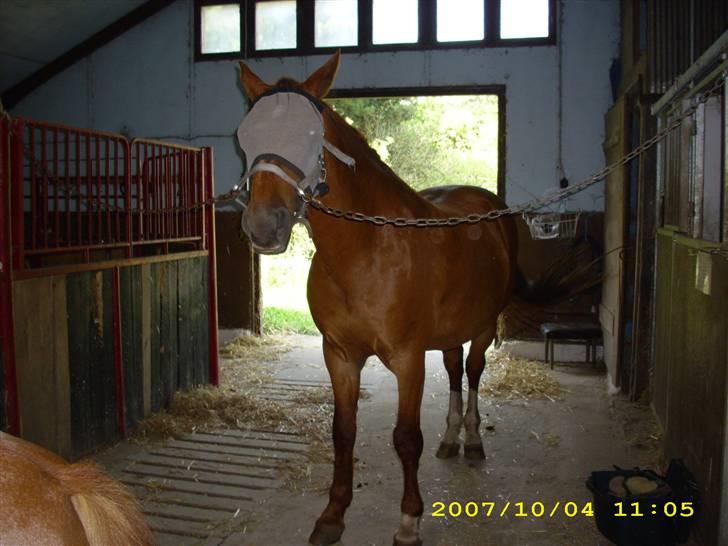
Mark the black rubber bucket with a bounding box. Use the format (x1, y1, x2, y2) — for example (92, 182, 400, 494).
(586, 460, 699, 546)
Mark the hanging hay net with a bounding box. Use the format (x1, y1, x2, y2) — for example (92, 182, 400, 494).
(481, 349, 563, 401)
(523, 211, 581, 240)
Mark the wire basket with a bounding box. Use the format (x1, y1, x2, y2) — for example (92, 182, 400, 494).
(523, 211, 581, 240)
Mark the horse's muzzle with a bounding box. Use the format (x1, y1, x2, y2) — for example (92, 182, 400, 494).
(240, 207, 292, 255)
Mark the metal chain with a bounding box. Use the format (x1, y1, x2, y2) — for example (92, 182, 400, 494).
(218, 76, 723, 227)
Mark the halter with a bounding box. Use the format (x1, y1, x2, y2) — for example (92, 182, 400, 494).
(235, 88, 356, 216)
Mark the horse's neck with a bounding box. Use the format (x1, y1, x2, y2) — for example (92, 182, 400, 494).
(307, 113, 431, 264)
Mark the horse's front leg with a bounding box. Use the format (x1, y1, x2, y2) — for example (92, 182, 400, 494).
(391, 352, 426, 546)
(309, 340, 362, 546)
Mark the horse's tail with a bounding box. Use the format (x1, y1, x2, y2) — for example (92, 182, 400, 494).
(59, 461, 153, 546)
(497, 243, 602, 343)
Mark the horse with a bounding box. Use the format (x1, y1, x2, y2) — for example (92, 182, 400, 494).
(0, 431, 153, 546)
(236, 52, 517, 546)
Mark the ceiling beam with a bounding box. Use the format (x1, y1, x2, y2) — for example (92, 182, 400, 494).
(2, 0, 177, 109)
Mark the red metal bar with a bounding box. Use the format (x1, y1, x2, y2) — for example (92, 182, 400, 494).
(105, 138, 111, 243)
(64, 129, 70, 247)
(41, 128, 48, 249)
(111, 266, 127, 438)
(95, 136, 101, 246)
(11, 120, 24, 272)
(53, 127, 59, 246)
(86, 134, 92, 246)
(123, 140, 132, 258)
(76, 132, 81, 247)
(30, 127, 37, 249)
(1, 118, 20, 435)
(203, 147, 219, 387)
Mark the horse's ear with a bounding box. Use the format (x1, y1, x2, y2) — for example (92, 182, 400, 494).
(302, 51, 341, 99)
(239, 62, 271, 101)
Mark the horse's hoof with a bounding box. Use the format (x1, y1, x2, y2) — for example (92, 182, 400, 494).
(435, 442, 460, 459)
(393, 535, 423, 546)
(308, 522, 345, 546)
(464, 443, 486, 460)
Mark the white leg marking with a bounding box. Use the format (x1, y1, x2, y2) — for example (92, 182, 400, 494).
(394, 513, 421, 543)
(463, 388, 481, 445)
(442, 390, 463, 445)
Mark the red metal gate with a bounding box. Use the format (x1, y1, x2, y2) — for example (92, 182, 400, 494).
(0, 117, 219, 441)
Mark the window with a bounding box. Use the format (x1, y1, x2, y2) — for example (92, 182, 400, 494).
(437, 0, 485, 43)
(500, 0, 550, 39)
(195, 0, 556, 60)
(200, 4, 241, 54)
(372, 0, 418, 45)
(315, 0, 358, 48)
(255, 0, 297, 50)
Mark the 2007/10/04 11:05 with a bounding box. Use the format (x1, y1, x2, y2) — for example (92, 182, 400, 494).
(430, 501, 695, 519)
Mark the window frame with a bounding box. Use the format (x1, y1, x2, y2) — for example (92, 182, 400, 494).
(194, 0, 557, 61)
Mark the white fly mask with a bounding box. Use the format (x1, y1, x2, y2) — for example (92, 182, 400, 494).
(235, 89, 355, 210)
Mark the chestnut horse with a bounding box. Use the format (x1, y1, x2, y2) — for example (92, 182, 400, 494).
(0, 432, 153, 546)
(238, 53, 516, 546)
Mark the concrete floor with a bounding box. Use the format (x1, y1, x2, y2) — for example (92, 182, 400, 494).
(221, 335, 662, 546)
(98, 334, 670, 546)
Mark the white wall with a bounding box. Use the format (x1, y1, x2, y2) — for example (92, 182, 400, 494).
(12, 0, 619, 212)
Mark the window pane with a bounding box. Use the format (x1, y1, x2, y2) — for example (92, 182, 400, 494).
(373, 0, 418, 45)
(256, 0, 297, 50)
(437, 0, 485, 42)
(500, 0, 550, 39)
(201, 4, 241, 54)
(316, 0, 358, 47)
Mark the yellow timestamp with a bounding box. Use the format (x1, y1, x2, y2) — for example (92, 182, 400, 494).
(613, 501, 695, 518)
(431, 501, 595, 519)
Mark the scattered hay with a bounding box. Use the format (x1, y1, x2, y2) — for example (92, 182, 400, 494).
(481, 350, 562, 401)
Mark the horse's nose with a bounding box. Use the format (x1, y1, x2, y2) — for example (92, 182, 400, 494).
(241, 206, 291, 252)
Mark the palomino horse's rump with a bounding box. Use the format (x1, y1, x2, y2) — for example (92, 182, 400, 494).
(0, 432, 153, 546)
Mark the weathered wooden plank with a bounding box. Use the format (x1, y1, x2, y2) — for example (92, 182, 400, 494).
(209, 428, 308, 445)
(121, 265, 144, 429)
(142, 263, 152, 417)
(146, 446, 283, 470)
(124, 462, 274, 490)
(13, 275, 71, 457)
(142, 501, 237, 524)
(145, 515, 223, 541)
(163, 439, 304, 461)
(176, 258, 193, 392)
(194, 256, 210, 385)
(67, 270, 119, 457)
(180, 431, 309, 453)
(126, 485, 252, 513)
(130, 453, 281, 481)
(120, 473, 256, 502)
(151, 531, 211, 546)
(150, 262, 163, 413)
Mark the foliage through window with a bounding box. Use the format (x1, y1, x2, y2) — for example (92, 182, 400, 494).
(327, 94, 500, 192)
(195, 0, 556, 59)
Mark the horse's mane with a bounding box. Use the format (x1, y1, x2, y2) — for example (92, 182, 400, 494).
(270, 78, 421, 198)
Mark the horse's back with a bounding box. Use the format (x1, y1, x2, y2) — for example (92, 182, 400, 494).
(419, 185, 517, 255)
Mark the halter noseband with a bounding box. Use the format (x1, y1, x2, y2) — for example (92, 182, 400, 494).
(235, 88, 355, 215)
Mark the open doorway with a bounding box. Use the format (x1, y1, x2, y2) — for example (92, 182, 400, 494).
(260, 92, 503, 334)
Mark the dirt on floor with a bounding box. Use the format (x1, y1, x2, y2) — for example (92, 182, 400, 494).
(211, 334, 667, 546)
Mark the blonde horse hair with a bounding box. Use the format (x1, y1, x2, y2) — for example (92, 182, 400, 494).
(62, 461, 153, 546)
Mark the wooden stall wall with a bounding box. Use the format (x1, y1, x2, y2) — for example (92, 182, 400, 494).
(12, 255, 210, 460)
(652, 231, 727, 546)
(215, 210, 260, 333)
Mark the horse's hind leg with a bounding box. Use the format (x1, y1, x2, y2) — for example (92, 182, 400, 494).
(436, 347, 463, 459)
(464, 328, 495, 460)
(309, 340, 363, 546)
